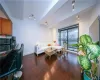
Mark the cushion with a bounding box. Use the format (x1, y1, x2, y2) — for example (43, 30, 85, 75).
(39, 46, 50, 51)
(48, 44, 51, 46)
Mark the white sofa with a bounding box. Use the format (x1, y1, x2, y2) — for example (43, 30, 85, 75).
(35, 42, 63, 56)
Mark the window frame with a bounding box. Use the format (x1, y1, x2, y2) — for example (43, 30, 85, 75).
(58, 24, 79, 51)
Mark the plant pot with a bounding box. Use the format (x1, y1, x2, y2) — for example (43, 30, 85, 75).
(83, 72, 91, 80)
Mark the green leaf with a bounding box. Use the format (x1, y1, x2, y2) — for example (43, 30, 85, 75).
(78, 55, 91, 70)
(78, 47, 83, 51)
(94, 41, 99, 46)
(71, 44, 79, 47)
(80, 34, 92, 45)
(87, 44, 100, 59)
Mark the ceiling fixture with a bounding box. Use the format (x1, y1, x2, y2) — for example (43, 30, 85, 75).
(29, 14, 36, 20)
(45, 21, 48, 26)
(72, 0, 75, 11)
(72, 6, 75, 11)
(76, 15, 80, 20)
(72, 0, 75, 6)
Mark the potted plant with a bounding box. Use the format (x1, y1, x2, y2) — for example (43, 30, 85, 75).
(72, 34, 100, 80)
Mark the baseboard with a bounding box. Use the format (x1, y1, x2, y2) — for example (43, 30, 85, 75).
(23, 52, 34, 56)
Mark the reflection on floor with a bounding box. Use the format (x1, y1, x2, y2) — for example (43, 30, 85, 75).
(22, 52, 82, 80)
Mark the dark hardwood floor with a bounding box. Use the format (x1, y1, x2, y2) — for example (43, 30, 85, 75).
(22, 53, 82, 80)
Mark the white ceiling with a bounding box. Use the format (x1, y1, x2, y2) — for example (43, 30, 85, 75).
(3, 0, 59, 20)
(55, 6, 94, 28)
(2, 0, 97, 27)
(4, 0, 24, 19)
(40, 0, 97, 27)
(23, 0, 59, 20)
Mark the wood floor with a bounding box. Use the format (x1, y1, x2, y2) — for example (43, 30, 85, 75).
(22, 53, 82, 80)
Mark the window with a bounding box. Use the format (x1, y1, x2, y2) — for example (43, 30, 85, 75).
(58, 24, 79, 51)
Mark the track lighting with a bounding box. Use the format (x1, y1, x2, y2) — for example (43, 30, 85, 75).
(76, 15, 80, 19)
(72, 0, 75, 6)
(72, 0, 75, 11)
(72, 5, 75, 11)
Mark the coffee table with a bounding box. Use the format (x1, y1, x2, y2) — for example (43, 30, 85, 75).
(45, 47, 57, 58)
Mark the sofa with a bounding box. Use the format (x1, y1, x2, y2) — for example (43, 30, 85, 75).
(34, 42, 63, 56)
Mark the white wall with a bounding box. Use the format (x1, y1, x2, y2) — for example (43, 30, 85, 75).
(79, 7, 93, 35)
(52, 28, 57, 41)
(89, 18, 99, 42)
(13, 19, 52, 56)
(89, 2, 100, 27)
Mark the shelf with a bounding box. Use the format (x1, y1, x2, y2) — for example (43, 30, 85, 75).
(0, 44, 10, 45)
(0, 36, 12, 39)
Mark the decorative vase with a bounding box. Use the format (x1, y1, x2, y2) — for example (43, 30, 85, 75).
(84, 72, 91, 80)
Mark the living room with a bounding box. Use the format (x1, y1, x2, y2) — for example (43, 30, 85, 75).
(0, 0, 100, 80)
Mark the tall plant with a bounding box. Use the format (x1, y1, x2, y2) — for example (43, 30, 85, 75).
(73, 34, 100, 80)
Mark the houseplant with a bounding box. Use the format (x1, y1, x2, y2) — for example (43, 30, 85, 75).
(72, 34, 100, 80)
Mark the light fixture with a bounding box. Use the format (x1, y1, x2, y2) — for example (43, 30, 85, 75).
(76, 15, 80, 23)
(72, 9, 75, 11)
(72, 0, 75, 6)
(33, 18, 36, 20)
(72, 0, 75, 11)
(45, 21, 48, 26)
(72, 5, 75, 11)
(29, 14, 36, 20)
(76, 15, 80, 19)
